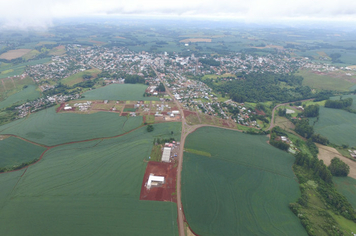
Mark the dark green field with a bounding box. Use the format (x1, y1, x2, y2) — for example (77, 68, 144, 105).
(0, 137, 46, 168)
(0, 84, 40, 110)
(0, 122, 181, 236)
(0, 107, 143, 146)
(334, 177, 356, 209)
(309, 107, 356, 147)
(81, 84, 159, 101)
(182, 127, 306, 236)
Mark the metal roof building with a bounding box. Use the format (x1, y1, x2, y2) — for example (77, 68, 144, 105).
(147, 174, 165, 189)
(161, 147, 171, 162)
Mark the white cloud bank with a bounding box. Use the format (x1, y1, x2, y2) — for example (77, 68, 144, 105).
(1, 0, 356, 29)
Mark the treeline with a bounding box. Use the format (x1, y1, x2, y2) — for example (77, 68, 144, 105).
(325, 97, 353, 109)
(199, 58, 220, 67)
(0, 158, 39, 173)
(124, 75, 145, 84)
(304, 105, 319, 117)
(211, 72, 313, 103)
(43, 80, 97, 96)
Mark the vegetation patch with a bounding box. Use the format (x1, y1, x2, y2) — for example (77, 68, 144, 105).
(310, 107, 356, 147)
(81, 84, 159, 101)
(184, 148, 211, 157)
(0, 107, 143, 146)
(0, 124, 181, 235)
(0, 84, 40, 110)
(61, 68, 101, 86)
(0, 137, 46, 170)
(182, 127, 306, 236)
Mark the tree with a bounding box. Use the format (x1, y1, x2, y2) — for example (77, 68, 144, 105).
(328, 157, 350, 177)
(304, 105, 319, 117)
(147, 125, 154, 132)
(156, 82, 166, 92)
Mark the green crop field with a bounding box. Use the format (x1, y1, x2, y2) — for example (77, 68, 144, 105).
(330, 94, 356, 110)
(334, 177, 356, 209)
(296, 69, 355, 91)
(61, 68, 101, 86)
(0, 123, 181, 235)
(181, 127, 306, 236)
(0, 85, 40, 109)
(81, 84, 159, 101)
(0, 137, 46, 168)
(0, 107, 143, 146)
(309, 107, 356, 147)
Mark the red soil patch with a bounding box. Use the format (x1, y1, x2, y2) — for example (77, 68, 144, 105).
(172, 107, 179, 110)
(161, 111, 168, 115)
(183, 110, 195, 117)
(140, 162, 177, 202)
(255, 109, 266, 116)
(143, 116, 147, 123)
(121, 112, 128, 116)
(222, 120, 230, 127)
(56, 103, 65, 113)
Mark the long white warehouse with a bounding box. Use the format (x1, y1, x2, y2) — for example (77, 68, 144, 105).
(161, 147, 171, 162)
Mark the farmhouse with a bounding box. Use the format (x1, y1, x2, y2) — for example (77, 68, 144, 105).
(161, 147, 171, 162)
(286, 109, 295, 114)
(146, 174, 165, 189)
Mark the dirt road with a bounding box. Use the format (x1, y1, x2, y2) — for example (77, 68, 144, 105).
(316, 144, 356, 179)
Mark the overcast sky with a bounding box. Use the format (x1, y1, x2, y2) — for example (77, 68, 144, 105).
(1, 0, 356, 29)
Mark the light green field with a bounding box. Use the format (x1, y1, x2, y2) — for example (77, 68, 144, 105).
(0, 84, 40, 109)
(0, 137, 46, 168)
(309, 107, 356, 147)
(182, 127, 306, 236)
(330, 94, 356, 110)
(22, 49, 40, 60)
(0, 123, 181, 235)
(81, 84, 159, 101)
(0, 107, 143, 146)
(0, 77, 36, 101)
(297, 69, 355, 91)
(61, 68, 101, 86)
(334, 177, 356, 209)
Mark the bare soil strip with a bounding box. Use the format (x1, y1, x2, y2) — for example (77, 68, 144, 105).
(316, 143, 356, 179)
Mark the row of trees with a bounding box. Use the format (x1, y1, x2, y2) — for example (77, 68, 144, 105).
(325, 97, 353, 109)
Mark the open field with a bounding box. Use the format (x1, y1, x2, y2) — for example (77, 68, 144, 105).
(0, 84, 40, 109)
(81, 84, 159, 101)
(0, 107, 143, 146)
(0, 137, 46, 168)
(297, 69, 356, 91)
(180, 38, 212, 43)
(22, 49, 40, 60)
(182, 127, 306, 236)
(0, 58, 51, 79)
(316, 144, 356, 179)
(0, 49, 31, 60)
(310, 107, 356, 147)
(0, 123, 181, 235)
(61, 68, 101, 86)
(49, 45, 66, 56)
(334, 177, 356, 209)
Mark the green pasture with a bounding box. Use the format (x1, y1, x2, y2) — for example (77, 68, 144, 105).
(0, 123, 181, 235)
(182, 127, 306, 236)
(0, 137, 46, 168)
(330, 94, 356, 110)
(0, 77, 36, 101)
(61, 68, 101, 86)
(296, 69, 355, 91)
(81, 84, 159, 101)
(0, 58, 51, 79)
(309, 107, 356, 147)
(334, 177, 356, 209)
(0, 84, 40, 109)
(0, 107, 143, 146)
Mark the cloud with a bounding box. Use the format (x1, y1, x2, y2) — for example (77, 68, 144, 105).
(1, 0, 356, 29)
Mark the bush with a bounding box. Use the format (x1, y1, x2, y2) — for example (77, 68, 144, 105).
(146, 125, 154, 132)
(328, 157, 350, 177)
